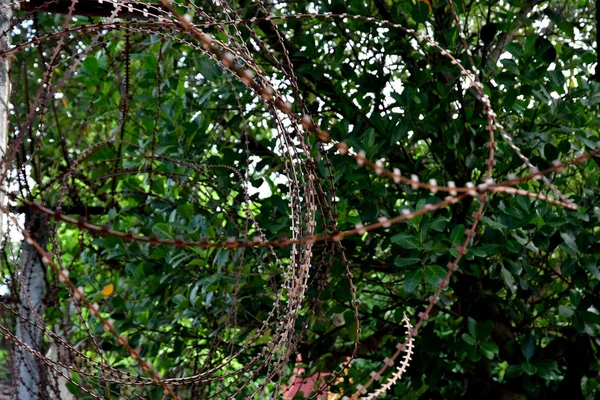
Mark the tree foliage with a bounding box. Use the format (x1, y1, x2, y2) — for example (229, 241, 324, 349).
(1, 0, 600, 399)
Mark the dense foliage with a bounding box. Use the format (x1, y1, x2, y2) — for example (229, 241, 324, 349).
(2, 0, 600, 399)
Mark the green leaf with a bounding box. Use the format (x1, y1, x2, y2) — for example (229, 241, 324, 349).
(505, 239, 521, 253)
(570, 290, 581, 307)
(411, 1, 430, 23)
(465, 154, 478, 170)
(177, 204, 194, 219)
(462, 333, 476, 346)
(334, 279, 352, 302)
(81, 56, 99, 77)
(559, 231, 578, 254)
(361, 200, 378, 222)
(429, 216, 447, 232)
(482, 217, 508, 230)
(533, 359, 559, 379)
(583, 258, 600, 280)
(581, 311, 600, 325)
(480, 341, 499, 359)
(390, 121, 409, 144)
(66, 382, 80, 396)
(558, 305, 575, 318)
(395, 257, 421, 268)
(470, 244, 502, 257)
(557, 20, 574, 38)
(561, 259, 577, 275)
(404, 269, 423, 293)
(424, 265, 447, 286)
(150, 387, 164, 400)
(522, 362, 537, 376)
(344, 310, 358, 341)
(535, 36, 557, 64)
(152, 223, 173, 239)
(505, 43, 524, 58)
(190, 282, 200, 305)
(501, 267, 517, 294)
(198, 59, 218, 80)
(213, 249, 229, 268)
(449, 224, 465, 247)
(362, 128, 375, 150)
(467, 317, 477, 337)
(172, 294, 189, 310)
(391, 233, 420, 249)
(467, 346, 482, 362)
(476, 320, 494, 340)
(521, 337, 535, 361)
(506, 365, 523, 378)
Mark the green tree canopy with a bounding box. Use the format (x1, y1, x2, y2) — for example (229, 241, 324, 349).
(1, 0, 600, 399)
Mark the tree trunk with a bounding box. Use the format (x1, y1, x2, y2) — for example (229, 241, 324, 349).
(0, 0, 11, 238)
(13, 211, 49, 400)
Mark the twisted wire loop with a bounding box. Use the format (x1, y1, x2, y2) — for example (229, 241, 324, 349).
(0, 0, 595, 398)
